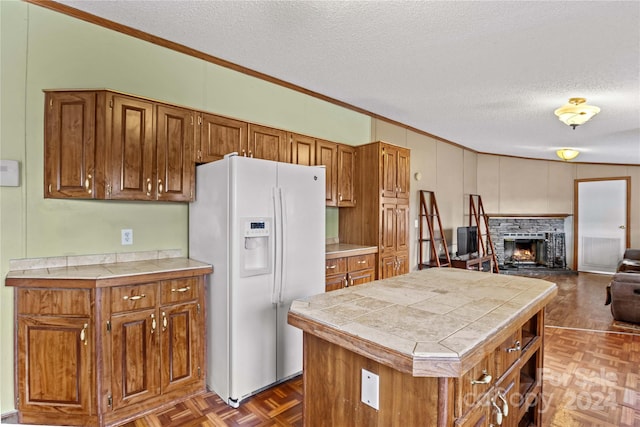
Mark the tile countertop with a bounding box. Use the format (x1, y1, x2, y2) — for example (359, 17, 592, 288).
(325, 243, 378, 259)
(288, 268, 557, 378)
(5, 250, 212, 288)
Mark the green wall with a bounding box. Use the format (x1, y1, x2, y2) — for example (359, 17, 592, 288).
(0, 1, 370, 413)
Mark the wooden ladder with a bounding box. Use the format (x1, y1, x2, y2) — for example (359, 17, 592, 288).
(418, 190, 451, 269)
(468, 194, 500, 273)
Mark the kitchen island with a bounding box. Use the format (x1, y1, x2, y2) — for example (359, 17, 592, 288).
(288, 268, 557, 426)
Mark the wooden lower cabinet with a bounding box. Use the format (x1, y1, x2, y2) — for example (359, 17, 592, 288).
(325, 253, 375, 292)
(12, 270, 207, 427)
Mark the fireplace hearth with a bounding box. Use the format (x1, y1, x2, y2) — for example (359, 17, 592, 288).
(488, 217, 568, 269)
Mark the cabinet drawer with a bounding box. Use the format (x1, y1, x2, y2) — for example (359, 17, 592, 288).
(494, 328, 522, 380)
(160, 278, 199, 304)
(458, 352, 495, 416)
(111, 283, 157, 313)
(325, 257, 347, 275)
(347, 254, 375, 271)
(17, 288, 91, 316)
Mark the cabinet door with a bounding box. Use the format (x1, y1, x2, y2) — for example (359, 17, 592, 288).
(109, 94, 155, 200)
(396, 202, 410, 253)
(316, 140, 338, 206)
(160, 302, 201, 394)
(111, 308, 160, 409)
(248, 124, 289, 161)
(44, 91, 96, 199)
(396, 252, 410, 275)
(290, 133, 315, 166)
(380, 203, 398, 256)
(17, 316, 93, 416)
(347, 268, 375, 286)
(325, 273, 346, 292)
(198, 113, 247, 163)
(381, 145, 398, 198)
(396, 147, 410, 199)
(337, 144, 356, 207)
(380, 255, 398, 279)
(156, 105, 194, 202)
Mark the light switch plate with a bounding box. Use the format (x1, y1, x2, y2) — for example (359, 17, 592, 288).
(361, 368, 379, 410)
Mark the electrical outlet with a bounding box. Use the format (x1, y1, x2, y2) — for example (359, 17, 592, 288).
(361, 369, 379, 410)
(121, 229, 133, 245)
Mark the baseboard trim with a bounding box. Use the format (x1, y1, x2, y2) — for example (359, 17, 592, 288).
(1, 410, 19, 423)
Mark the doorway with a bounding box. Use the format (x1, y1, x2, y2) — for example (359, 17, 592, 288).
(574, 177, 630, 274)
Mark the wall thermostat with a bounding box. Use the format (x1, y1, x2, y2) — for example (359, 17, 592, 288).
(0, 160, 19, 187)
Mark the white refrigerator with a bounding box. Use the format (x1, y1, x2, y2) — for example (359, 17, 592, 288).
(189, 154, 325, 407)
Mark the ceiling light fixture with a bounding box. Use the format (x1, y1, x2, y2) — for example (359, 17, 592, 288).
(554, 97, 600, 129)
(556, 148, 580, 161)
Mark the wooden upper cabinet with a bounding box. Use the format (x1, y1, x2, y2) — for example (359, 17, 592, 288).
(108, 94, 155, 200)
(337, 144, 356, 207)
(44, 90, 195, 202)
(290, 133, 316, 166)
(380, 144, 410, 199)
(156, 105, 194, 202)
(316, 140, 338, 206)
(197, 113, 247, 163)
(44, 91, 97, 199)
(248, 124, 289, 162)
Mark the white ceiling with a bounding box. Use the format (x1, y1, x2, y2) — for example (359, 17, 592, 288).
(57, 0, 640, 164)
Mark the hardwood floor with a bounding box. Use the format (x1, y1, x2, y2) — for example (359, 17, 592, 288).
(7, 271, 638, 426)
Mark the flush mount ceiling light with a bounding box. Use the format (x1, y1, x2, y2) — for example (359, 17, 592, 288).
(556, 148, 580, 161)
(554, 97, 600, 129)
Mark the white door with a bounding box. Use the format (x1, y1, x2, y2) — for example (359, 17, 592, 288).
(577, 179, 628, 274)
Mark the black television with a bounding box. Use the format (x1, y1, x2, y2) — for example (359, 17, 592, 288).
(457, 226, 478, 258)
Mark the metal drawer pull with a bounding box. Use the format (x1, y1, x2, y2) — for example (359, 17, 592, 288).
(357, 260, 367, 264)
(171, 286, 191, 293)
(497, 392, 509, 417)
(326, 265, 337, 270)
(123, 294, 146, 301)
(471, 370, 492, 385)
(506, 340, 521, 353)
(491, 398, 503, 425)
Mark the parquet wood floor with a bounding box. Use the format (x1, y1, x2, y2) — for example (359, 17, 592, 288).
(8, 272, 638, 426)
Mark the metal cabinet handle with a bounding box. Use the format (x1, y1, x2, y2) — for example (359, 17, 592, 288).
(80, 323, 88, 345)
(150, 313, 156, 334)
(171, 286, 190, 293)
(326, 265, 337, 270)
(491, 398, 503, 425)
(162, 312, 167, 332)
(249, 150, 253, 158)
(146, 178, 152, 196)
(506, 340, 521, 353)
(84, 174, 92, 194)
(123, 294, 146, 301)
(497, 392, 509, 417)
(471, 370, 492, 385)
(158, 179, 163, 194)
(339, 193, 343, 202)
(357, 260, 367, 264)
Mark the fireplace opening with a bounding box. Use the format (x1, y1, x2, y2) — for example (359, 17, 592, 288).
(504, 233, 547, 266)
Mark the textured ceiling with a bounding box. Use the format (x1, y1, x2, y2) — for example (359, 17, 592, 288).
(56, 0, 640, 164)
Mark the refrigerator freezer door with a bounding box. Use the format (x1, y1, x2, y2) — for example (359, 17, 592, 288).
(275, 162, 326, 380)
(228, 156, 279, 403)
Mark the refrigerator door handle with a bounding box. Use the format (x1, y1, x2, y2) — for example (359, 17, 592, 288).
(271, 187, 281, 305)
(278, 188, 287, 304)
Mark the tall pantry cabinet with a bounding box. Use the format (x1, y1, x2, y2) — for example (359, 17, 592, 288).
(339, 141, 410, 279)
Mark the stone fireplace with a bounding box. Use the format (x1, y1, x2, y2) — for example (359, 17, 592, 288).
(488, 217, 568, 268)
